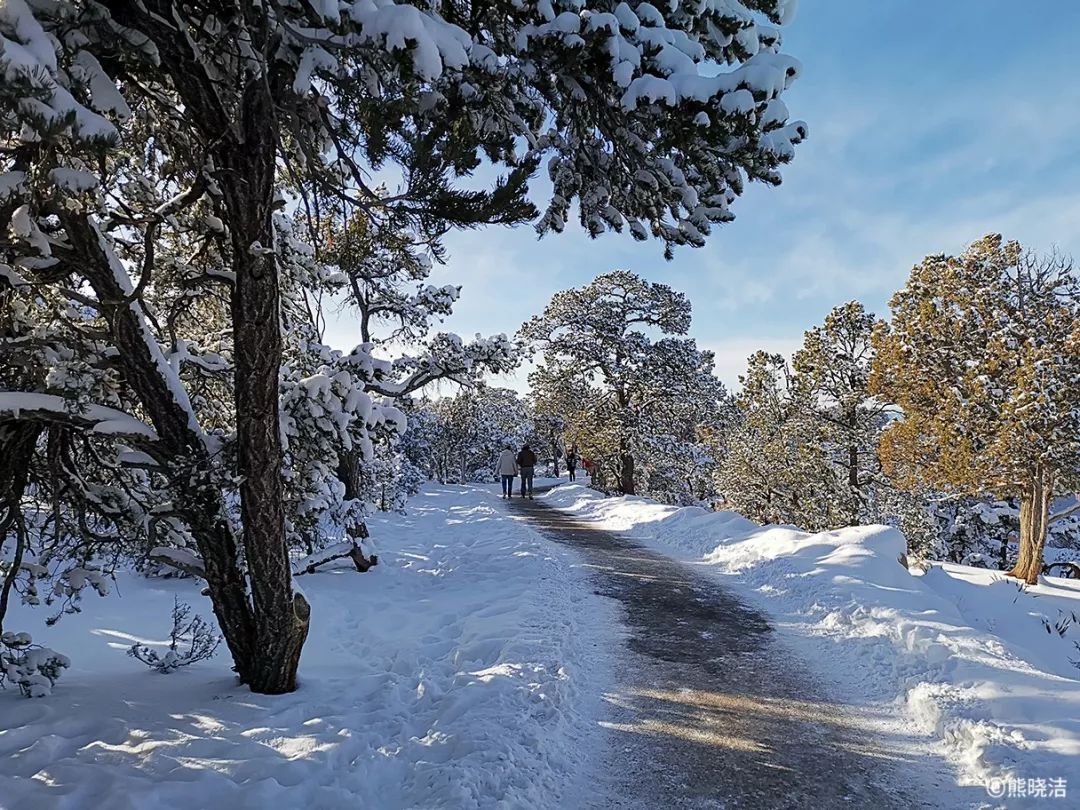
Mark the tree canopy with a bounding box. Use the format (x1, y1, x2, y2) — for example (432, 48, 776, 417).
(871, 235, 1080, 583)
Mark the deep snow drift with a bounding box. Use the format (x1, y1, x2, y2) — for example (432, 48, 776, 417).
(544, 484, 1080, 795)
(0, 483, 614, 810)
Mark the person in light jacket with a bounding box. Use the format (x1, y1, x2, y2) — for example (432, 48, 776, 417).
(495, 446, 518, 498)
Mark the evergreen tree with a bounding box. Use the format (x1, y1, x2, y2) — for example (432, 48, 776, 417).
(871, 235, 1080, 584)
(792, 301, 888, 525)
(528, 407, 567, 479)
(320, 210, 457, 347)
(423, 387, 532, 483)
(523, 271, 726, 497)
(717, 351, 838, 528)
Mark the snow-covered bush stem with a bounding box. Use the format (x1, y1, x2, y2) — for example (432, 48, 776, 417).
(128, 597, 222, 674)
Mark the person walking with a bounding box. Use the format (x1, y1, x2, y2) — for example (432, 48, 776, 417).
(566, 445, 579, 481)
(495, 445, 518, 498)
(516, 443, 537, 499)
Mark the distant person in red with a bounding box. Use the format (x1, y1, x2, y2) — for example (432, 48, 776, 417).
(581, 457, 592, 478)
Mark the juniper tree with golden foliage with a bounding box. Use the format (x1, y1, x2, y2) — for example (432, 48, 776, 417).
(870, 235, 1080, 584)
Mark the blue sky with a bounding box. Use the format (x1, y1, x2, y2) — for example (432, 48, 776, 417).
(325, 1, 1080, 390)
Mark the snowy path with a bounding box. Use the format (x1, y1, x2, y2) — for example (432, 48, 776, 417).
(513, 487, 969, 809)
(0, 484, 617, 810)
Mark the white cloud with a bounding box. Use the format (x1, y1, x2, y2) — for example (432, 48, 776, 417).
(701, 336, 804, 390)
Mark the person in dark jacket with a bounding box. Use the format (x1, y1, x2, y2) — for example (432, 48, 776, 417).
(565, 445, 579, 481)
(516, 444, 537, 499)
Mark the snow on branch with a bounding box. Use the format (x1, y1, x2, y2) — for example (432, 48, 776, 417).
(148, 547, 206, 579)
(0, 392, 159, 441)
(0, 631, 70, 698)
(1050, 497, 1080, 524)
(293, 541, 378, 575)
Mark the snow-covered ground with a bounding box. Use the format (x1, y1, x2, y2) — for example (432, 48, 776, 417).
(1, 483, 614, 810)
(544, 484, 1080, 799)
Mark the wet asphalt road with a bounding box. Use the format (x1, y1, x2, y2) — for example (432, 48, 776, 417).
(510, 488, 967, 810)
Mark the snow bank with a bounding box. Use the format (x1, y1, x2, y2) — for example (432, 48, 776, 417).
(544, 484, 1080, 791)
(0, 484, 613, 809)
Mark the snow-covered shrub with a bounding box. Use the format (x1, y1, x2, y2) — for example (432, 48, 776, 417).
(887, 492, 1080, 569)
(0, 631, 70, 697)
(370, 440, 428, 514)
(641, 434, 717, 506)
(128, 598, 221, 674)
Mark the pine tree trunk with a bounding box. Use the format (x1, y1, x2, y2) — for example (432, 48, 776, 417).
(0, 423, 41, 635)
(620, 452, 635, 495)
(61, 1, 306, 693)
(551, 436, 560, 477)
(1009, 468, 1053, 585)
(217, 76, 308, 694)
(847, 445, 861, 524)
(337, 452, 361, 501)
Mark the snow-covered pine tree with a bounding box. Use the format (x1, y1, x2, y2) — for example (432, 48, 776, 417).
(522, 271, 727, 497)
(1, 0, 806, 692)
(631, 339, 729, 504)
(529, 363, 605, 479)
(531, 364, 624, 491)
(528, 408, 567, 479)
(717, 350, 840, 528)
(397, 399, 443, 483)
(791, 301, 889, 525)
(320, 210, 457, 348)
(312, 206, 519, 529)
(871, 235, 1080, 584)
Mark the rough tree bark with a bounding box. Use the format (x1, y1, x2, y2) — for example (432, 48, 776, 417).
(1010, 467, 1053, 585)
(614, 382, 635, 495)
(0, 423, 42, 636)
(333, 453, 378, 572)
(61, 1, 309, 691)
(619, 448, 635, 495)
(215, 73, 309, 694)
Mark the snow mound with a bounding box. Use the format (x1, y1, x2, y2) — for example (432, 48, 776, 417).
(544, 484, 1080, 790)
